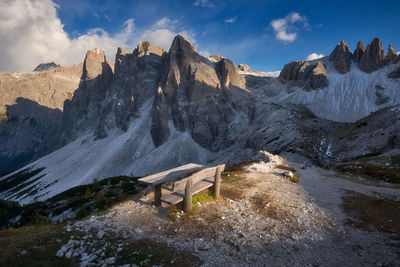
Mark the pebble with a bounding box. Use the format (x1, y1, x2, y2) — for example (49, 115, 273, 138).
(20, 249, 27, 255)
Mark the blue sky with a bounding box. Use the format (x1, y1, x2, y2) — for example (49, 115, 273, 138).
(1, 0, 399, 73)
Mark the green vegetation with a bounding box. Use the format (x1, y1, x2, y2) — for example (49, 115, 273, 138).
(331, 154, 400, 184)
(0, 224, 75, 267)
(0, 176, 145, 229)
(0, 112, 7, 121)
(342, 190, 400, 235)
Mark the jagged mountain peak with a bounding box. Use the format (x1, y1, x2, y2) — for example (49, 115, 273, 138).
(358, 37, 387, 73)
(82, 48, 112, 80)
(352, 41, 365, 62)
(387, 43, 397, 62)
(329, 40, 352, 74)
(169, 34, 197, 54)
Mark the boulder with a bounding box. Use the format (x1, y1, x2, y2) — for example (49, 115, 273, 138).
(358, 38, 386, 73)
(329, 40, 352, 74)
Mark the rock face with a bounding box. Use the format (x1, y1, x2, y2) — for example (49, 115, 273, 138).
(279, 60, 328, 90)
(310, 62, 329, 89)
(329, 40, 352, 74)
(358, 38, 387, 73)
(62, 49, 113, 140)
(151, 35, 250, 150)
(352, 41, 365, 62)
(238, 64, 252, 72)
(387, 44, 397, 62)
(0, 63, 83, 176)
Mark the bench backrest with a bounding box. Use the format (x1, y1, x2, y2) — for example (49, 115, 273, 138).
(173, 164, 225, 192)
(138, 163, 203, 185)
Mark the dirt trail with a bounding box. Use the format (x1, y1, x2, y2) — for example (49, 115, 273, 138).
(60, 157, 400, 266)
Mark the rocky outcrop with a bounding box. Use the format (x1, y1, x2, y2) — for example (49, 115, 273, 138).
(208, 55, 223, 62)
(238, 64, 252, 72)
(217, 58, 247, 91)
(34, 62, 59, 72)
(358, 38, 386, 73)
(352, 41, 365, 62)
(310, 62, 329, 89)
(329, 40, 352, 74)
(151, 35, 250, 149)
(387, 44, 397, 63)
(279, 60, 328, 90)
(388, 65, 400, 78)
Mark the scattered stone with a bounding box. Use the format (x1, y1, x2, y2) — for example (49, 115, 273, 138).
(20, 249, 27, 255)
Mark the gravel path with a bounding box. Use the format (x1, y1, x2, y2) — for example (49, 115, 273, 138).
(58, 156, 400, 266)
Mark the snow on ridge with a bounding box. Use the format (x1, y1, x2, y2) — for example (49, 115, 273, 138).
(262, 61, 400, 122)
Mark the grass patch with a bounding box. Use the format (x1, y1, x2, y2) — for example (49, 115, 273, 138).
(1, 176, 145, 229)
(342, 191, 400, 235)
(0, 224, 75, 267)
(116, 238, 202, 266)
(0, 112, 7, 121)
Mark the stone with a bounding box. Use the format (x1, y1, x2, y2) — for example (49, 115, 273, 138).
(238, 64, 252, 72)
(352, 41, 365, 62)
(358, 38, 386, 73)
(329, 40, 352, 74)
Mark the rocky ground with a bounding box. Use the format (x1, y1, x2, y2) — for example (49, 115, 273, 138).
(51, 155, 400, 266)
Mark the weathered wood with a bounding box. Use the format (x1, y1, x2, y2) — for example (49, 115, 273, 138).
(173, 167, 217, 192)
(138, 163, 203, 185)
(183, 178, 193, 212)
(154, 184, 162, 206)
(161, 178, 214, 205)
(214, 167, 221, 199)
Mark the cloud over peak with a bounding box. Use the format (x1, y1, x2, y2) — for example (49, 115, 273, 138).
(0, 0, 195, 73)
(270, 12, 308, 43)
(306, 53, 325, 61)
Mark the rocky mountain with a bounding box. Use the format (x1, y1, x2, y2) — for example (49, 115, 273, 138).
(0, 36, 399, 204)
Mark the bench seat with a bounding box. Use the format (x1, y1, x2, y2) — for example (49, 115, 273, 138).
(160, 178, 215, 205)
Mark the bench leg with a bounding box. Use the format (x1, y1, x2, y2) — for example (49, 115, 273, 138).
(154, 184, 162, 206)
(214, 167, 221, 199)
(184, 179, 193, 213)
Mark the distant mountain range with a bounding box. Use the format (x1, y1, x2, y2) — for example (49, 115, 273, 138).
(0, 36, 399, 203)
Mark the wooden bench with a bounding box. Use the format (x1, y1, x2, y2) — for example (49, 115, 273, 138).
(138, 163, 225, 212)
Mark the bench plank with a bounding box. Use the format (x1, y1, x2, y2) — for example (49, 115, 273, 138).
(161, 178, 215, 205)
(138, 163, 203, 185)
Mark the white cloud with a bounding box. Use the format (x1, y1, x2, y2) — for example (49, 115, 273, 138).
(225, 17, 237, 24)
(138, 18, 196, 50)
(306, 53, 324, 61)
(265, 71, 280, 77)
(199, 50, 211, 57)
(193, 0, 214, 8)
(0, 0, 195, 73)
(270, 12, 308, 43)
